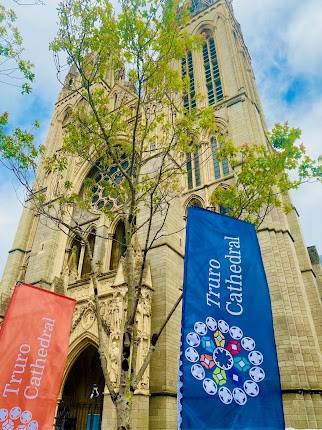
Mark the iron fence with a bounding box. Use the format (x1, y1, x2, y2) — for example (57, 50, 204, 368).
(54, 397, 103, 430)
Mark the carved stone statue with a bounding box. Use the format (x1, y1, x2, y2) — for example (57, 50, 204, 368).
(109, 336, 120, 385)
(67, 245, 79, 281)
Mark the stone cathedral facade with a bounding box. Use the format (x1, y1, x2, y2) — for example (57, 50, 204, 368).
(1, 0, 322, 429)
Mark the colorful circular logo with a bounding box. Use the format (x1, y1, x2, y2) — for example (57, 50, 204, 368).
(185, 318, 265, 406)
(0, 408, 38, 430)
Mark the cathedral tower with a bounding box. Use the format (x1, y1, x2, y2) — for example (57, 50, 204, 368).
(1, 0, 321, 428)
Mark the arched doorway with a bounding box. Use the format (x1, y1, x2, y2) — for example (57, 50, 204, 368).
(56, 344, 105, 430)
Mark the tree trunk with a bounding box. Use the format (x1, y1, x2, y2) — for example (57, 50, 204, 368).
(115, 395, 132, 430)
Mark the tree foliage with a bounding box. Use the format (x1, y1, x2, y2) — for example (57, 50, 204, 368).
(0, 0, 44, 162)
(0, 1, 38, 94)
(210, 123, 322, 227)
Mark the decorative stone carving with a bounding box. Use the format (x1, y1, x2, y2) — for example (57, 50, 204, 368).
(110, 298, 122, 334)
(81, 307, 95, 330)
(72, 299, 96, 331)
(66, 245, 79, 282)
(109, 335, 120, 385)
(81, 299, 96, 328)
(72, 305, 83, 331)
(133, 287, 152, 392)
(139, 335, 150, 389)
(69, 263, 152, 393)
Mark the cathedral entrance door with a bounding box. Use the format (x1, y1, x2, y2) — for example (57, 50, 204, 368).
(55, 345, 105, 430)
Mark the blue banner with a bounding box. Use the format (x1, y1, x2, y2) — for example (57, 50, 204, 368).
(178, 207, 284, 429)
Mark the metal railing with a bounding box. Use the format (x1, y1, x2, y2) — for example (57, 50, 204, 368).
(54, 397, 103, 430)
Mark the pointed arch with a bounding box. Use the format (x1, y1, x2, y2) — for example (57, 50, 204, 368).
(185, 195, 204, 210)
(57, 337, 104, 429)
(184, 195, 205, 219)
(60, 334, 99, 397)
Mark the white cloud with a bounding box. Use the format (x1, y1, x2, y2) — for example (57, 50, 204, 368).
(286, 0, 322, 76)
(234, 0, 322, 255)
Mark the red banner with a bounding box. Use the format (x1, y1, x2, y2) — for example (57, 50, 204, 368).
(0, 283, 75, 430)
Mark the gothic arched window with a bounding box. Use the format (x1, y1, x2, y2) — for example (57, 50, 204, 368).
(211, 136, 229, 179)
(68, 229, 96, 280)
(110, 221, 127, 270)
(186, 150, 201, 190)
(187, 198, 204, 209)
(181, 51, 196, 111)
(202, 35, 223, 105)
(184, 197, 204, 220)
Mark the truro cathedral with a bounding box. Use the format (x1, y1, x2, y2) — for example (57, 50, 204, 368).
(1, 0, 322, 428)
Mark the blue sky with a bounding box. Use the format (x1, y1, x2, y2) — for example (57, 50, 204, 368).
(1, 0, 322, 276)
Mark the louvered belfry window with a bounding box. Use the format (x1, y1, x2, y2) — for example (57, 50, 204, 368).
(181, 51, 196, 111)
(182, 52, 200, 189)
(203, 36, 223, 105)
